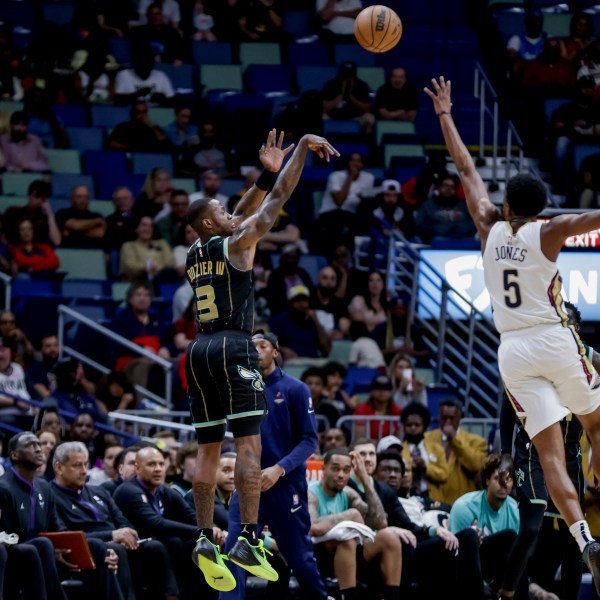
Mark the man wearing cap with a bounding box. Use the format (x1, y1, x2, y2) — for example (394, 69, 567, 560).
(221, 331, 330, 600)
(269, 284, 332, 360)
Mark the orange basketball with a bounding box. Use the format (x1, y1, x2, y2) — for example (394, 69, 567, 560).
(354, 5, 402, 53)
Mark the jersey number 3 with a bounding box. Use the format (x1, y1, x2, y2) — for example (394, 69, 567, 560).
(195, 285, 219, 321)
(503, 269, 522, 308)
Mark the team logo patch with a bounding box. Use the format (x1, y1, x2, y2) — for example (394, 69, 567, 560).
(274, 392, 284, 404)
(293, 494, 299, 506)
(515, 467, 525, 488)
(237, 366, 265, 392)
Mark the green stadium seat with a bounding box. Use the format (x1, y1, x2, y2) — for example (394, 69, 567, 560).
(313, 190, 324, 219)
(2, 173, 41, 196)
(384, 144, 425, 170)
(0, 100, 23, 114)
(328, 340, 352, 365)
(112, 281, 130, 302)
(148, 107, 175, 128)
(357, 67, 385, 92)
(46, 149, 81, 174)
(55, 248, 107, 280)
(89, 200, 114, 218)
(0, 195, 27, 213)
(200, 65, 243, 94)
(375, 121, 416, 146)
(239, 42, 281, 66)
(172, 178, 198, 194)
(544, 14, 571, 37)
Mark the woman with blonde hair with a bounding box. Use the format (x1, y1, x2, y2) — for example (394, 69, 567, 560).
(134, 168, 173, 220)
(389, 353, 428, 410)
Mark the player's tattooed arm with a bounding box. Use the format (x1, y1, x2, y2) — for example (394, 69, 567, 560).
(192, 482, 216, 529)
(308, 490, 364, 536)
(347, 485, 388, 530)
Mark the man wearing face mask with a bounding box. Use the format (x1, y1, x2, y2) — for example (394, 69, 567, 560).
(0, 111, 49, 173)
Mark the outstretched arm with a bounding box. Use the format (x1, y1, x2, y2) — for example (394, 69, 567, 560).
(232, 129, 294, 221)
(424, 77, 501, 247)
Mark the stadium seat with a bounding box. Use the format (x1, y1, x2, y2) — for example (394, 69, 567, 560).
(2, 173, 41, 196)
(245, 65, 293, 95)
(148, 107, 174, 128)
(282, 10, 315, 37)
(55, 249, 107, 280)
(131, 153, 174, 175)
(154, 63, 196, 94)
(46, 149, 81, 174)
(343, 367, 379, 395)
(323, 121, 361, 136)
(54, 105, 87, 128)
(329, 340, 352, 365)
(12, 278, 58, 298)
(62, 279, 109, 299)
(296, 66, 337, 94)
(287, 42, 329, 67)
(0, 101, 23, 114)
(51, 174, 95, 198)
(375, 121, 417, 146)
(333, 143, 370, 158)
(334, 44, 376, 67)
(91, 105, 130, 130)
(0, 195, 26, 213)
(573, 144, 600, 174)
(42, 2, 75, 26)
(110, 38, 133, 65)
(239, 42, 282, 66)
(112, 282, 130, 302)
(171, 178, 198, 194)
(67, 127, 104, 152)
(313, 190, 324, 218)
(192, 41, 233, 66)
(89, 200, 114, 218)
(384, 144, 426, 171)
(357, 66, 385, 92)
(200, 65, 243, 94)
(97, 174, 145, 201)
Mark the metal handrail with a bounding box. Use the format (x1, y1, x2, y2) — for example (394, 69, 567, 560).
(336, 415, 402, 444)
(0, 272, 12, 310)
(57, 304, 173, 408)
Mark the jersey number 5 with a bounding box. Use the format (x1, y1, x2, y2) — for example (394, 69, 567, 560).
(195, 285, 219, 321)
(503, 269, 522, 308)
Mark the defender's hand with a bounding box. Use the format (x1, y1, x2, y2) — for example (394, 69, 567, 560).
(259, 129, 294, 173)
(302, 135, 340, 162)
(424, 76, 453, 115)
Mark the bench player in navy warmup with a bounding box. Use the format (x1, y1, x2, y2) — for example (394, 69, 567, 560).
(426, 76, 600, 596)
(220, 331, 330, 599)
(186, 129, 339, 591)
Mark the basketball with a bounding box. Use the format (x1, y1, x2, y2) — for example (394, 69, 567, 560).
(354, 5, 403, 53)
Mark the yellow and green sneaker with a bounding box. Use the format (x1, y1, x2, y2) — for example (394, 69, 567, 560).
(191, 536, 236, 591)
(227, 536, 279, 582)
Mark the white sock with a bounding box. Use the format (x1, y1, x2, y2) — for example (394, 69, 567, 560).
(569, 520, 594, 552)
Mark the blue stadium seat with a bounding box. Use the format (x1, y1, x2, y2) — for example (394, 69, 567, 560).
(131, 153, 174, 176)
(83, 151, 128, 178)
(42, 2, 75, 26)
(323, 121, 361, 136)
(287, 42, 329, 67)
(54, 104, 87, 127)
(110, 38, 133, 65)
(90, 105, 130, 130)
(282, 11, 315, 37)
(245, 65, 293, 95)
(51, 174, 95, 199)
(62, 279, 109, 300)
(333, 143, 370, 158)
(67, 127, 104, 152)
(333, 44, 376, 67)
(97, 174, 145, 201)
(573, 144, 600, 174)
(343, 367, 379, 395)
(12, 278, 58, 298)
(223, 94, 269, 115)
(154, 63, 196, 94)
(296, 66, 337, 94)
(192, 41, 233, 66)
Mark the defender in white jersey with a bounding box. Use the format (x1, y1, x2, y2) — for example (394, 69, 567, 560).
(426, 76, 600, 597)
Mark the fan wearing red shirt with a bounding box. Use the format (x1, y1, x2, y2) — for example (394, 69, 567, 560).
(353, 375, 401, 440)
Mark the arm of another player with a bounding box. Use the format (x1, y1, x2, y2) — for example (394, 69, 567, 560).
(541, 210, 600, 261)
(424, 77, 501, 246)
(232, 129, 294, 222)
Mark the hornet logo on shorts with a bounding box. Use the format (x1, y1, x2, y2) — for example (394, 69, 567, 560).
(237, 366, 265, 392)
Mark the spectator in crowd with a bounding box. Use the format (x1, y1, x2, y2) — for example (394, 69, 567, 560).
(311, 266, 350, 340)
(265, 243, 314, 315)
(375, 67, 418, 121)
(301, 367, 331, 424)
(138, 0, 182, 28)
(237, 0, 284, 41)
(155, 189, 189, 246)
(196, 169, 229, 206)
(0, 432, 121, 600)
(32, 406, 64, 443)
(550, 76, 600, 193)
(426, 399, 488, 505)
(507, 10, 546, 76)
(521, 38, 576, 94)
(578, 39, 600, 84)
(322, 62, 374, 131)
(349, 321, 386, 369)
(0, 111, 49, 172)
(96, 0, 139, 38)
(400, 403, 448, 498)
(577, 150, 600, 207)
(269, 285, 332, 359)
(173, 223, 199, 278)
(55, 185, 107, 249)
(192, 0, 217, 41)
(388, 354, 428, 409)
(68, 411, 115, 470)
(23, 85, 68, 149)
(73, 48, 117, 105)
(561, 12, 595, 65)
(415, 174, 477, 243)
(135, 167, 174, 219)
(449, 454, 520, 591)
(28, 334, 60, 398)
(114, 446, 220, 599)
(102, 445, 140, 495)
(2, 179, 61, 247)
(132, 3, 185, 64)
(164, 105, 200, 148)
(119, 215, 176, 281)
(37, 428, 57, 458)
(108, 101, 172, 152)
(9, 218, 60, 274)
(0, 336, 36, 429)
(171, 276, 194, 323)
(170, 442, 197, 495)
(95, 371, 136, 412)
(353, 375, 402, 439)
(173, 297, 197, 354)
(323, 361, 359, 415)
(328, 243, 362, 302)
(51, 441, 180, 600)
(315, 152, 374, 252)
(104, 186, 137, 256)
(308, 447, 402, 600)
(322, 427, 347, 451)
(0, 23, 18, 100)
(188, 121, 227, 175)
(87, 442, 124, 486)
(348, 269, 390, 340)
(213, 452, 236, 528)
(0, 310, 34, 366)
(316, 0, 363, 40)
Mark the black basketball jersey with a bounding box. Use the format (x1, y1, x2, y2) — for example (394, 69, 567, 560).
(185, 236, 254, 334)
